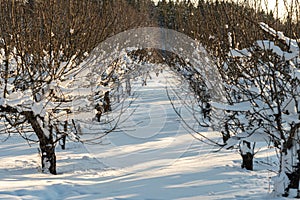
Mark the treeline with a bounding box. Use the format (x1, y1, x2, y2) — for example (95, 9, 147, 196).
(0, 0, 153, 70)
(141, 0, 299, 57)
(1, 0, 298, 62)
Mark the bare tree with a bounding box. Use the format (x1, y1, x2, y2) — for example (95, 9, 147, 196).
(156, 1, 300, 196)
(214, 22, 300, 196)
(0, 0, 150, 174)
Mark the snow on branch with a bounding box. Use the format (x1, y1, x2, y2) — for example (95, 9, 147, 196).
(259, 22, 299, 56)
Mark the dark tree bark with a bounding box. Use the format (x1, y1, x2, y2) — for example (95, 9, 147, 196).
(282, 126, 300, 197)
(24, 111, 57, 175)
(103, 91, 111, 112)
(241, 141, 254, 171)
(222, 122, 230, 143)
(285, 152, 300, 193)
(241, 152, 254, 170)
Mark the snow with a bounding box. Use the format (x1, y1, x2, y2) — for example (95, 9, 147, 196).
(272, 172, 290, 197)
(258, 23, 299, 60)
(228, 23, 299, 63)
(211, 101, 251, 112)
(0, 69, 285, 199)
(32, 102, 46, 117)
(256, 40, 298, 60)
(229, 48, 251, 57)
(240, 142, 253, 155)
(260, 22, 299, 53)
(0, 99, 4, 107)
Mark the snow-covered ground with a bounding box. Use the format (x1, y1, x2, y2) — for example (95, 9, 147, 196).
(0, 69, 286, 199)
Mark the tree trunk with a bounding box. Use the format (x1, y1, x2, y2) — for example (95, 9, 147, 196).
(40, 134, 56, 175)
(222, 123, 230, 143)
(125, 78, 131, 96)
(60, 120, 67, 150)
(274, 128, 300, 197)
(240, 141, 254, 170)
(281, 146, 300, 197)
(103, 91, 111, 112)
(24, 111, 57, 174)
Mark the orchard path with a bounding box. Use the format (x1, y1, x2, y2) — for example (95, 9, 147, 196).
(0, 68, 275, 199)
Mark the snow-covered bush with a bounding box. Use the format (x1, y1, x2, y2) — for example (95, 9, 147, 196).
(0, 0, 148, 174)
(213, 22, 300, 196)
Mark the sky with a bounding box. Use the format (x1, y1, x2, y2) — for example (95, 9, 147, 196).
(253, 0, 294, 18)
(153, 0, 296, 19)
